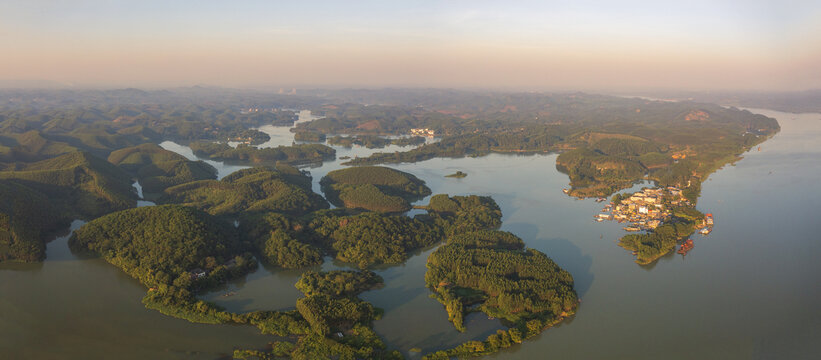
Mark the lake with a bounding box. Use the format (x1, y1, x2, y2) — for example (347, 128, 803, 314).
(1, 108, 819, 359)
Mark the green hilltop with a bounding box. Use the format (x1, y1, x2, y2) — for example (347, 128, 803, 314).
(108, 143, 217, 194)
(0, 180, 67, 261)
(320, 166, 432, 212)
(161, 166, 328, 217)
(0, 151, 136, 218)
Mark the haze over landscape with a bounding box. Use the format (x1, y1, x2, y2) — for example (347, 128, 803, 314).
(1, 2, 820, 360)
(2, 0, 821, 91)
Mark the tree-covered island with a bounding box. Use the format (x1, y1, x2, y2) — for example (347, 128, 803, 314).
(189, 141, 336, 165)
(445, 171, 467, 178)
(320, 166, 432, 213)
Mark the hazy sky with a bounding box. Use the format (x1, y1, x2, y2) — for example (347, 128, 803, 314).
(2, 0, 820, 91)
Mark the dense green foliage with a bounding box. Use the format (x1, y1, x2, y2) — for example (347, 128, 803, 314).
(425, 194, 503, 236)
(336, 183, 409, 212)
(0, 151, 136, 218)
(161, 167, 328, 216)
(426, 230, 578, 331)
(235, 270, 401, 360)
(245, 310, 312, 336)
(0, 130, 79, 163)
(320, 166, 431, 212)
(618, 215, 702, 265)
(68, 205, 254, 289)
(0, 179, 68, 261)
(108, 143, 217, 194)
(294, 271, 384, 336)
(322, 166, 430, 195)
(296, 270, 383, 297)
(297, 294, 380, 336)
(554, 127, 774, 198)
(68, 204, 261, 327)
(423, 327, 533, 359)
(239, 194, 504, 270)
(555, 147, 647, 197)
(293, 131, 326, 142)
(307, 211, 442, 268)
(227, 129, 271, 145)
(292, 270, 400, 359)
(189, 141, 335, 165)
(262, 229, 324, 269)
(238, 212, 323, 268)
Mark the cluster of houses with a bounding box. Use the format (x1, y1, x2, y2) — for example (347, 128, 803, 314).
(595, 186, 689, 232)
(700, 213, 714, 235)
(410, 128, 436, 137)
(227, 135, 257, 145)
(593, 186, 716, 238)
(239, 107, 282, 114)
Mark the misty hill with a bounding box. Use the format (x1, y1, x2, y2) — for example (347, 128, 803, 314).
(0, 130, 78, 163)
(632, 89, 821, 113)
(0, 87, 324, 109)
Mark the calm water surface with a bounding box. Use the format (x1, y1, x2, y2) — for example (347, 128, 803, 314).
(2, 109, 819, 359)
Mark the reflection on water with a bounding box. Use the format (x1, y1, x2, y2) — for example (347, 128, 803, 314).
(3, 109, 820, 359)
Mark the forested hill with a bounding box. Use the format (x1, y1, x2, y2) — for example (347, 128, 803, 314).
(188, 141, 336, 165)
(160, 166, 329, 216)
(0, 151, 136, 217)
(320, 166, 432, 212)
(68, 205, 251, 289)
(108, 143, 217, 194)
(0, 179, 67, 261)
(0, 150, 137, 261)
(630, 89, 821, 113)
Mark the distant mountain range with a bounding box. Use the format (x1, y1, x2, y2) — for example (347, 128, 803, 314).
(625, 89, 821, 113)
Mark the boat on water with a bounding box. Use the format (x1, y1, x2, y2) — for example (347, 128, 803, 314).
(677, 239, 694, 255)
(562, 188, 570, 194)
(699, 227, 712, 235)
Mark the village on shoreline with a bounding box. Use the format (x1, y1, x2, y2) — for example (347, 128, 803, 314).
(565, 185, 715, 257)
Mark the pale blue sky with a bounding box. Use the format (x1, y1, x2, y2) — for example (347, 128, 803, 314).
(1, 0, 819, 90)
